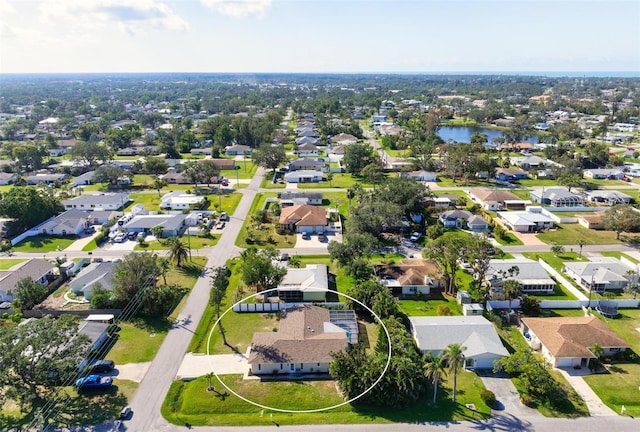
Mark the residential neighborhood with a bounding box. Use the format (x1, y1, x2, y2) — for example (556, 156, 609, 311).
(1, 71, 640, 432)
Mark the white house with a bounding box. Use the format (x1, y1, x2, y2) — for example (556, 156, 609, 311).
(160, 191, 205, 210)
(39, 209, 89, 236)
(562, 257, 634, 293)
(296, 143, 319, 157)
(486, 259, 556, 297)
(409, 316, 510, 370)
(400, 170, 437, 182)
(69, 261, 115, 301)
(277, 264, 328, 302)
(0, 259, 56, 302)
(497, 207, 554, 232)
(284, 170, 323, 183)
(62, 193, 130, 211)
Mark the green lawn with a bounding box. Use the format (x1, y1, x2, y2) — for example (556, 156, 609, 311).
(162, 371, 489, 426)
(136, 234, 219, 251)
(597, 308, 640, 354)
(106, 258, 206, 364)
(128, 192, 163, 212)
(81, 239, 99, 251)
(398, 297, 462, 316)
(600, 251, 640, 265)
(13, 235, 78, 252)
(297, 173, 375, 189)
(584, 363, 640, 417)
(536, 223, 640, 245)
(493, 231, 524, 246)
(0, 258, 26, 269)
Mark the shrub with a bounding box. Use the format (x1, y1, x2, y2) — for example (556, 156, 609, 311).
(520, 394, 535, 407)
(480, 390, 496, 408)
(436, 304, 451, 316)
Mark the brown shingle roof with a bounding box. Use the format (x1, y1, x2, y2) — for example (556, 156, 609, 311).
(375, 258, 441, 286)
(248, 305, 348, 364)
(470, 188, 521, 203)
(522, 316, 629, 359)
(279, 205, 327, 227)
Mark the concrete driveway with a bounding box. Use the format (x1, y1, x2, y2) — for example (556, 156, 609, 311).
(294, 232, 337, 250)
(477, 370, 542, 418)
(555, 368, 617, 416)
(176, 352, 249, 380)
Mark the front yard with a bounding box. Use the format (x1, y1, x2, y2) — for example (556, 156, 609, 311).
(12, 235, 78, 252)
(536, 223, 640, 245)
(583, 363, 640, 417)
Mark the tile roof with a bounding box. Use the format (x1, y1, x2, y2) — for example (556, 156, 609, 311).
(375, 258, 441, 286)
(279, 205, 327, 227)
(470, 189, 522, 203)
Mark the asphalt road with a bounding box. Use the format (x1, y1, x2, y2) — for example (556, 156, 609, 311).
(124, 167, 262, 432)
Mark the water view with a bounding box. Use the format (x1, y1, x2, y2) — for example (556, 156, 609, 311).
(438, 126, 539, 145)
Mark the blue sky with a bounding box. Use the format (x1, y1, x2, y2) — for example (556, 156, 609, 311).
(1, 0, 638, 74)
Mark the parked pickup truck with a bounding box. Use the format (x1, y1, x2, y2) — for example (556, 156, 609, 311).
(75, 374, 113, 389)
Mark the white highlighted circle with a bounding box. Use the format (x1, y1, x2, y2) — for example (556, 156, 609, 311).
(206, 287, 391, 413)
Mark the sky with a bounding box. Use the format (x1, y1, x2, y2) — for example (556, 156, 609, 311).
(0, 0, 639, 74)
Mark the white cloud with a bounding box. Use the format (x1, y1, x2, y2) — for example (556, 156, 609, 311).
(38, 0, 189, 35)
(201, 0, 272, 18)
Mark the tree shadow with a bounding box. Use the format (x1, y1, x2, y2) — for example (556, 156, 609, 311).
(179, 262, 204, 278)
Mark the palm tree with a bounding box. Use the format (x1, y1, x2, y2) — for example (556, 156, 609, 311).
(424, 354, 447, 404)
(167, 237, 189, 267)
(502, 279, 521, 312)
(577, 239, 586, 258)
(442, 343, 466, 402)
(157, 256, 171, 285)
(205, 372, 215, 392)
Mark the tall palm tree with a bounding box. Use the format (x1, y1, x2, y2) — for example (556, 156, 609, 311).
(424, 354, 447, 404)
(502, 279, 521, 312)
(577, 239, 586, 258)
(167, 237, 189, 267)
(156, 256, 171, 285)
(442, 343, 467, 402)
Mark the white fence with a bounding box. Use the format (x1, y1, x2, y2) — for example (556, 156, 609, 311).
(10, 215, 57, 245)
(233, 302, 344, 313)
(488, 298, 640, 310)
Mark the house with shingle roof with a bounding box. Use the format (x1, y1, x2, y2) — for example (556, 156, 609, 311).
(562, 257, 634, 292)
(69, 261, 115, 301)
(0, 172, 18, 185)
(495, 167, 529, 182)
(521, 316, 629, 368)
(288, 158, 325, 172)
(497, 207, 555, 232)
(375, 258, 443, 297)
(584, 190, 632, 205)
(279, 205, 327, 233)
(486, 259, 556, 297)
(0, 259, 56, 302)
(469, 189, 526, 211)
(296, 142, 319, 157)
(284, 170, 323, 184)
(248, 305, 350, 376)
(409, 316, 509, 369)
(278, 191, 323, 207)
(62, 193, 130, 211)
(295, 136, 320, 146)
(530, 188, 584, 207)
(330, 133, 358, 145)
(439, 209, 489, 232)
(39, 209, 89, 236)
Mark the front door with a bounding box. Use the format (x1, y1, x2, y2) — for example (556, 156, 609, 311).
(290, 363, 295, 373)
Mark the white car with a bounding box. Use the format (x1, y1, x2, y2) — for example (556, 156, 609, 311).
(409, 232, 421, 242)
(113, 233, 126, 243)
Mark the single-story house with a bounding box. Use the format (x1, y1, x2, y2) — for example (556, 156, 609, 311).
(160, 191, 205, 210)
(288, 158, 326, 172)
(562, 257, 634, 292)
(439, 210, 488, 232)
(409, 316, 510, 370)
(486, 259, 556, 298)
(277, 264, 328, 302)
(122, 214, 187, 237)
(284, 170, 323, 184)
(190, 147, 212, 156)
(78, 320, 110, 351)
(278, 192, 323, 207)
(210, 159, 238, 170)
(295, 136, 320, 146)
(521, 316, 629, 368)
(279, 205, 327, 234)
(577, 213, 605, 230)
(62, 193, 131, 211)
(424, 194, 458, 208)
(330, 133, 358, 145)
(583, 168, 625, 180)
(584, 190, 632, 205)
(495, 167, 529, 182)
(70, 171, 96, 187)
(296, 143, 319, 157)
(469, 189, 526, 211)
(297, 129, 319, 138)
(0, 172, 18, 185)
(248, 305, 350, 376)
(530, 188, 584, 207)
(224, 144, 252, 156)
(69, 261, 115, 301)
(39, 209, 89, 236)
(0, 259, 56, 302)
(400, 170, 437, 182)
(512, 155, 548, 170)
(375, 258, 443, 297)
(25, 173, 68, 185)
(160, 171, 190, 184)
(496, 207, 554, 232)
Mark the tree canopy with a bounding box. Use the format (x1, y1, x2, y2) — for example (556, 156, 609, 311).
(0, 186, 62, 234)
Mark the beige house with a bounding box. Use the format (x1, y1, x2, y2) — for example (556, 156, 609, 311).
(277, 264, 328, 302)
(521, 317, 629, 368)
(468, 189, 526, 211)
(248, 305, 350, 376)
(375, 258, 443, 297)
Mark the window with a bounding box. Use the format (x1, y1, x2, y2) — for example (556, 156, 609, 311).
(258, 364, 261, 371)
(280, 364, 283, 370)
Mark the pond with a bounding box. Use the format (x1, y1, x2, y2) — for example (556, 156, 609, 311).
(438, 126, 540, 145)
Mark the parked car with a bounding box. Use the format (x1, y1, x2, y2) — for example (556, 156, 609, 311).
(75, 374, 113, 389)
(79, 359, 115, 374)
(280, 253, 290, 261)
(85, 226, 96, 234)
(120, 406, 132, 420)
(621, 176, 631, 182)
(221, 179, 229, 186)
(127, 232, 137, 240)
(302, 232, 310, 240)
(136, 232, 146, 240)
(317, 232, 326, 241)
(409, 232, 421, 242)
(219, 212, 229, 221)
(215, 221, 225, 229)
(113, 233, 126, 243)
